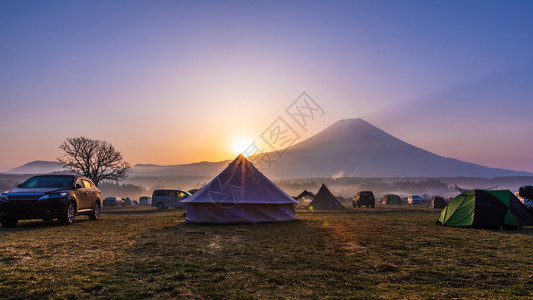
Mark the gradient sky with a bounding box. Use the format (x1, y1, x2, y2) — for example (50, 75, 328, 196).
(1, 0, 532, 172)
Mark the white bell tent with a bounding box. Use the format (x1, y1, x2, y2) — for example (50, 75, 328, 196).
(181, 154, 297, 223)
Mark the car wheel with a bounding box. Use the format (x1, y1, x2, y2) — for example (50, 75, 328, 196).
(0, 217, 18, 228)
(156, 202, 165, 209)
(60, 201, 76, 225)
(89, 202, 100, 220)
(357, 204, 361, 208)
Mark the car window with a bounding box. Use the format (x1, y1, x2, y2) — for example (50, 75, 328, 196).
(20, 176, 74, 188)
(82, 180, 93, 188)
(75, 179, 85, 188)
(154, 190, 187, 197)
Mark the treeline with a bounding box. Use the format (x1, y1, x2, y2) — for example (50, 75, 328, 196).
(276, 181, 319, 192)
(391, 178, 449, 191)
(359, 178, 451, 195)
(98, 181, 147, 199)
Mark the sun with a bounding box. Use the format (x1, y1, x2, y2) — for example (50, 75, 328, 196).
(231, 137, 254, 156)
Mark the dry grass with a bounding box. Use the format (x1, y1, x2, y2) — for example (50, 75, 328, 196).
(1, 206, 532, 299)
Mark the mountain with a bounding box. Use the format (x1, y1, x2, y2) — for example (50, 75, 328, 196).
(8, 161, 67, 174)
(256, 118, 532, 178)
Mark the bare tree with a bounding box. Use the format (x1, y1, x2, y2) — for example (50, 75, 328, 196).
(57, 137, 131, 186)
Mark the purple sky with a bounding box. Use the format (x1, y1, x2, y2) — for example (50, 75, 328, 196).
(1, 0, 532, 172)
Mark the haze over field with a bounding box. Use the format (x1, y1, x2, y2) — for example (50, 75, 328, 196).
(1, 1, 533, 173)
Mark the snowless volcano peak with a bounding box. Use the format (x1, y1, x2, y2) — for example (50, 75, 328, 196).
(289, 118, 402, 150)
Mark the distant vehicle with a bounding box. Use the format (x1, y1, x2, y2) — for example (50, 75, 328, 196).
(519, 185, 533, 203)
(352, 191, 375, 208)
(0, 174, 101, 227)
(408, 195, 423, 204)
(103, 196, 123, 207)
(139, 196, 152, 205)
(151, 189, 191, 209)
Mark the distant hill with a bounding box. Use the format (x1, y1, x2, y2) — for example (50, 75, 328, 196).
(132, 161, 229, 177)
(257, 118, 532, 178)
(8, 161, 68, 174)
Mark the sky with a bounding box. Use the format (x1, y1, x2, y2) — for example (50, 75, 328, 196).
(1, 0, 533, 172)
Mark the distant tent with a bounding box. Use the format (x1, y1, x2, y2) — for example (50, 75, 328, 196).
(122, 197, 135, 206)
(383, 194, 402, 205)
(456, 186, 469, 193)
(308, 184, 345, 210)
(293, 190, 315, 201)
(428, 196, 446, 209)
(181, 154, 297, 223)
(436, 190, 533, 229)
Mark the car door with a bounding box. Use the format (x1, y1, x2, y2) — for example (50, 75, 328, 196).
(74, 178, 89, 209)
(82, 179, 98, 208)
(165, 190, 176, 207)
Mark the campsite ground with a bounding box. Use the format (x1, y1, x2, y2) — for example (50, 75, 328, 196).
(1, 206, 532, 299)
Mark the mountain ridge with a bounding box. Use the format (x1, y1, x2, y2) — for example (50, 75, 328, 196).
(7, 118, 532, 178)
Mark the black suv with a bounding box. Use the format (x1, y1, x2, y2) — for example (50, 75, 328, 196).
(0, 174, 101, 227)
(352, 191, 375, 208)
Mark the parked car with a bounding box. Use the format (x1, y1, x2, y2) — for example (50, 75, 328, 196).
(0, 174, 101, 227)
(352, 191, 375, 208)
(523, 198, 533, 206)
(408, 195, 423, 204)
(103, 196, 123, 207)
(139, 196, 152, 205)
(151, 189, 191, 209)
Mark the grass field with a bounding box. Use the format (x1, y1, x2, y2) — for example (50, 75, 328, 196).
(1, 206, 532, 299)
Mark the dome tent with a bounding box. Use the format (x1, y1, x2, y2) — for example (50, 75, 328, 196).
(308, 184, 345, 210)
(428, 196, 446, 209)
(436, 190, 533, 229)
(383, 194, 402, 205)
(181, 154, 297, 223)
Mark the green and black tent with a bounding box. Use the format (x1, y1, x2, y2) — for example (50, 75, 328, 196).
(436, 189, 533, 229)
